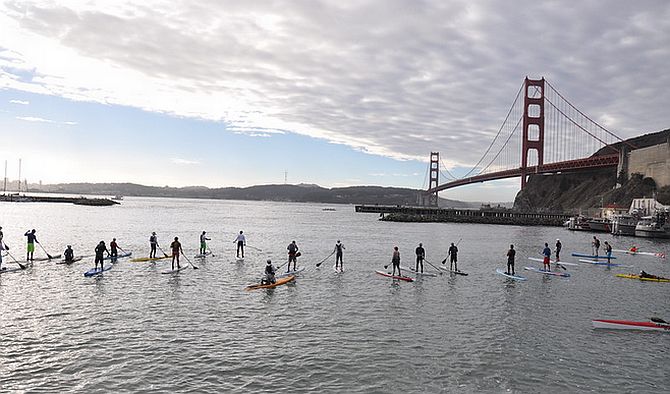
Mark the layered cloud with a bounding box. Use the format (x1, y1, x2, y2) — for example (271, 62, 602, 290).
(1, 0, 668, 169)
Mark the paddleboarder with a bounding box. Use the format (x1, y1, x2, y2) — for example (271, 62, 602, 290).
(110, 238, 119, 259)
(24, 229, 38, 261)
(506, 244, 516, 275)
(200, 231, 210, 255)
(334, 240, 345, 271)
(447, 242, 458, 271)
(630, 245, 638, 253)
(0, 226, 6, 270)
(170, 237, 182, 270)
(592, 236, 600, 257)
(234, 231, 246, 258)
(391, 246, 401, 276)
(94, 241, 109, 272)
(542, 243, 551, 271)
(604, 241, 613, 264)
(287, 241, 299, 272)
(262, 259, 276, 284)
(149, 232, 158, 258)
(63, 245, 74, 263)
(415, 243, 425, 273)
(555, 239, 562, 261)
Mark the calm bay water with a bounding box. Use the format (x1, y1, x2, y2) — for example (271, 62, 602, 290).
(0, 197, 668, 393)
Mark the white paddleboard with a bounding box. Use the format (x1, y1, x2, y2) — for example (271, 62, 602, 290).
(496, 268, 527, 281)
(400, 266, 437, 277)
(528, 257, 578, 266)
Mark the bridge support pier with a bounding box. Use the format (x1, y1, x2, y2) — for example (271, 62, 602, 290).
(426, 152, 439, 207)
(521, 77, 545, 189)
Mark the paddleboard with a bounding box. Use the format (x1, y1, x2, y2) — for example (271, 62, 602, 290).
(592, 319, 670, 332)
(277, 266, 306, 278)
(194, 251, 212, 258)
(615, 274, 670, 283)
(31, 254, 62, 262)
(130, 255, 171, 262)
(496, 268, 527, 281)
(613, 249, 666, 258)
(333, 264, 344, 273)
(400, 266, 437, 277)
(578, 259, 631, 267)
(524, 266, 571, 277)
(0, 265, 26, 274)
(161, 265, 189, 274)
(84, 264, 113, 277)
(528, 257, 578, 266)
(232, 257, 245, 263)
(104, 252, 132, 260)
(245, 275, 295, 290)
(374, 270, 414, 282)
(448, 269, 468, 276)
(571, 253, 617, 259)
(57, 256, 84, 265)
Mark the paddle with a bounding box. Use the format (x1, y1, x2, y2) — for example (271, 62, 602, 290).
(36, 242, 53, 259)
(441, 238, 463, 264)
(246, 245, 263, 252)
(277, 251, 301, 271)
(157, 244, 169, 258)
(424, 259, 444, 275)
(182, 252, 198, 270)
(206, 245, 216, 257)
(5, 250, 26, 269)
(315, 251, 335, 267)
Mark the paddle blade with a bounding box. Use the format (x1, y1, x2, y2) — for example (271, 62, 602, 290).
(441, 258, 446, 264)
(651, 317, 668, 324)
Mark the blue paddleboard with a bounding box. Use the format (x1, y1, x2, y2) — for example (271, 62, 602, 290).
(496, 268, 527, 281)
(571, 253, 616, 259)
(84, 265, 112, 277)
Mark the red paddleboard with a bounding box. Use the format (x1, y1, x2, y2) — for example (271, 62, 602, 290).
(592, 319, 670, 332)
(375, 270, 414, 282)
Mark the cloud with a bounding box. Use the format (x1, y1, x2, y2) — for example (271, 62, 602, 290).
(9, 99, 29, 104)
(171, 158, 200, 165)
(16, 115, 77, 125)
(0, 1, 668, 170)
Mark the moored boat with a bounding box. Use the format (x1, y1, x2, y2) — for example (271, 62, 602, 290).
(611, 214, 638, 236)
(587, 217, 612, 232)
(635, 212, 670, 238)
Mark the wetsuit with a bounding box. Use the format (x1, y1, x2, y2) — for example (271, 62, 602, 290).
(506, 248, 516, 275)
(234, 233, 246, 258)
(264, 264, 276, 284)
(542, 246, 552, 271)
(605, 243, 613, 264)
(95, 243, 108, 270)
(0, 229, 4, 269)
(392, 250, 401, 276)
(592, 238, 600, 256)
(555, 240, 562, 261)
(110, 240, 118, 258)
(287, 242, 299, 272)
(334, 242, 345, 269)
(24, 231, 37, 261)
(448, 245, 458, 271)
(170, 240, 181, 270)
(64, 247, 74, 262)
(415, 245, 425, 273)
(200, 233, 210, 255)
(149, 235, 157, 258)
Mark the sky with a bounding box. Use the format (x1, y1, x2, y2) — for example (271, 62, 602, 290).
(0, 0, 669, 201)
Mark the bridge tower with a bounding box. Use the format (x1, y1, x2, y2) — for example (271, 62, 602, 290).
(520, 77, 545, 189)
(427, 151, 439, 207)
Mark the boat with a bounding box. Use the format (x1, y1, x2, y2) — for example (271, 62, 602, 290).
(104, 251, 132, 260)
(615, 274, 670, 283)
(322, 208, 336, 211)
(578, 259, 631, 267)
(84, 264, 113, 277)
(567, 216, 591, 231)
(571, 253, 617, 259)
(57, 256, 84, 265)
(245, 275, 295, 290)
(528, 257, 578, 266)
(611, 214, 638, 236)
(400, 266, 438, 277)
(587, 217, 612, 233)
(277, 266, 306, 278)
(592, 319, 670, 332)
(130, 255, 171, 262)
(496, 268, 527, 281)
(635, 212, 670, 238)
(523, 266, 571, 277)
(374, 270, 414, 282)
(112, 195, 123, 201)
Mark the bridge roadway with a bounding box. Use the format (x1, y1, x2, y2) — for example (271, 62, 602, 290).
(428, 153, 619, 193)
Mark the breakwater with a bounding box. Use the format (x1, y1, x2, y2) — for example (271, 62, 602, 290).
(355, 205, 570, 226)
(0, 194, 119, 206)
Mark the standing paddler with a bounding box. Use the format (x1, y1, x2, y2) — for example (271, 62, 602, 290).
(200, 231, 210, 255)
(447, 242, 458, 272)
(287, 240, 299, 272)
(24, 229, 38, 261)
(94, 241, 109, 272)
(592, 236, 600, 257)
(334, 240, 345, 271)
(542, 242, 551, 271)
(234, 231, 246, 258)
(506, 244, 516, 275)
(604, 241, 613, 264)
(110, 238, 120, 259)
(0, 226, 6, 270)
(415, 243, 425, 273)
(391, 246, 401, 276)
(555, 239, 562, 261)
(149, 232, 158, 258)
(170, 237, 182, 270)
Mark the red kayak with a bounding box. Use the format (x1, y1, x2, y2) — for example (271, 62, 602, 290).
(375, 270, 414, 282)
(592, 319, 670, 332)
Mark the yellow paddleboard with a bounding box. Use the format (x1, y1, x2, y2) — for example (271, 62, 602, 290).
(616, 274, 670, 283)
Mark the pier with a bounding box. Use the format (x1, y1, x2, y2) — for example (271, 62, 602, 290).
(0, 194, 119, 206)
(355, 205, 570, 226)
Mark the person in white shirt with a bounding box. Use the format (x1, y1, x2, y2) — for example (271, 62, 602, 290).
(234, 231, 246, 258)
(199, 231, 210, 255)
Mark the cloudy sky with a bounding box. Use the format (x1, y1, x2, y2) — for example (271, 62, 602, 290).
(0, 0, 668, 201)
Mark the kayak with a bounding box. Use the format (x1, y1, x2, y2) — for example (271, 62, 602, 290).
(496, 268, 527, 281)
(592, 319, 670, 332)
(161, 265, 189, 274)
(245, 275, 295, 290)
(130, 255, 171, 262)
(615, 274, 670, 283)
(84, 264, 113, 277)
(194, 251, 212, 258)
(528, 257, 578, 266)
(277, 266, 306, 278)
(571, 253, 616, 259)
(400, 266, 438, 277)
(578, 259, 631, 267)
(57, 256, 84, 265)
(523, 266, 571, 277)
(613, 249, 666, 258)
(104, 252, 132, 260)
(374, 270, 414, 282)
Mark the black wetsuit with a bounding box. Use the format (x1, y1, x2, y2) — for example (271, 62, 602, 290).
(507, 248, 516, 275)
(448, 245, 458, 271)
(335, 243, 344, 268)
(64, 248, 74, 262)
(264, 264, 276, 284)
(149, 235, 157, 258)
(555, 241, 562, 261)
(95, 244, 108, 270)
(287, 243, 299, 271)
(415, 246, 425, 273)
(110, 241, 118, 258)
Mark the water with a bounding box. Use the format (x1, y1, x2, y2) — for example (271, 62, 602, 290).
(0, 197, 668, 393)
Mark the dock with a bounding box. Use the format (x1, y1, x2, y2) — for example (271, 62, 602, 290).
(0, 194, 120, 206)
(355, 205, 570, 226)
